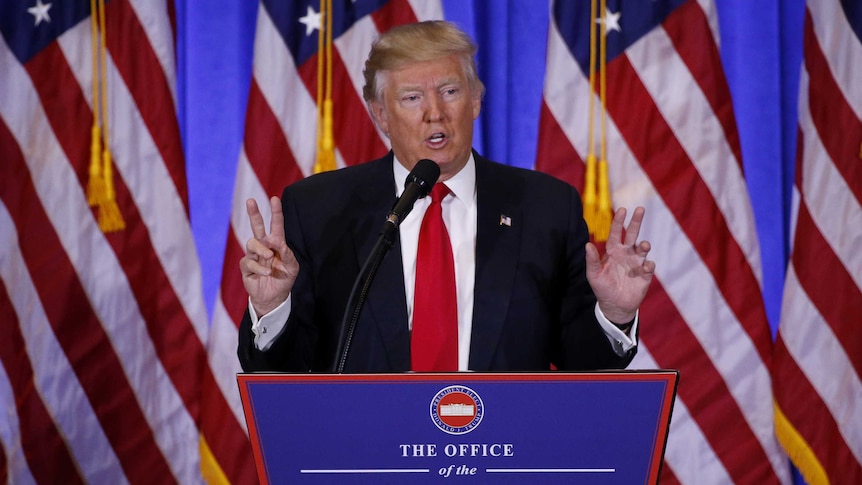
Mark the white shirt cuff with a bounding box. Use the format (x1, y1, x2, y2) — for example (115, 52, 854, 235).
(249, 295, 291, 351)
(595, 304, 638, 356)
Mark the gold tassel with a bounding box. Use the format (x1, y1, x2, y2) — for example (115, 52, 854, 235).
(315, 99, 336, 173)
(583, 0, 599, 236)
(592, 0, 612, 242)
(87, 0, 106, 206)
(583, 154, 598, 228)
(593, 158, 612, 239)
(97, 149, 125, 231)
(87, 0, 124, 232)
(87, 125, 107, 205)
(314, 0, 336, 173)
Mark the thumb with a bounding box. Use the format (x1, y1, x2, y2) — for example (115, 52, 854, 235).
(585, 241, 601, 277)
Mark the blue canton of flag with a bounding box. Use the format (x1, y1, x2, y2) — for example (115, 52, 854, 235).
(0, 0, 89, 63)
(554, 0, 688, 74)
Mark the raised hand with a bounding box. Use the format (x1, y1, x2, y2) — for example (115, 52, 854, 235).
(239, 196, 300, 317)
(585, 206, 656, 324)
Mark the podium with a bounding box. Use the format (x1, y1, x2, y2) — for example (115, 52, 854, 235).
(238, 371, 678, 484)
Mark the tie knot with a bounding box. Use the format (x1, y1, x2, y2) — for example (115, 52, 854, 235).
(430, 183, 450, 203)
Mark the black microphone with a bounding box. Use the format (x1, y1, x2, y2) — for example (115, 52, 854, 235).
(386, 159, 440, 228)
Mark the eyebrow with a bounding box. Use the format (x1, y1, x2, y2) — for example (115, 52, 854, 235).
(394, 77, 463, 95)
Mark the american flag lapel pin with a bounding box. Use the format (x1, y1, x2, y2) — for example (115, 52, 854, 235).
(499, 214, 512, 227)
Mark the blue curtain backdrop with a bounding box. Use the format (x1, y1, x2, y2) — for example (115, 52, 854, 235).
(177, 0, 803, 337)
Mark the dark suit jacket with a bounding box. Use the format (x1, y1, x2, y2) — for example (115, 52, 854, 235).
(238, 151, 635, 372)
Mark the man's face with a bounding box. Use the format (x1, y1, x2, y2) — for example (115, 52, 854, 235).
(370, 55, 482, 181)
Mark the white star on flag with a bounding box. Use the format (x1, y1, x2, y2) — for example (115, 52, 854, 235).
(27, 0, 52, 26)
(298, 6, 321, 36)
(598, 9, 621, 33)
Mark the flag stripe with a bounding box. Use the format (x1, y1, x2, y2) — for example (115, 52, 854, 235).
(0, 278, 85, 485)
(200, 367, 258, 484)
(631, 346, 734, 483)
(243, 79, 305, 195)
(0, 118, 175, 483)
(18, 23, 206, 480)
(774, 332, 862, 481)
(662, 0, 743, 168)
(126, 0, 179, 105)
(371, 0, 420, 29)
(1, 4, 210, 481)
(796, 69, 862, 295)
(56, 20, 210, 345)
(792, 204, 862, 375)
(625, 17, 762, 278)
(107, 0, 189, 210)
(807, 0, 862, 117)
(539, 2, 789, 484)
(0, 354, 36, 485)
(220, 233, 253, 322)
(294, 46, 388, 166)
(773, 2, 862, 482)
(640, 280, 780, 484)
(606, 55, 772, 362)
(803, 12, 862, 207)
(0, 172, 129, 483)
(22, 43, 91, 182)
(535, 101, 586, 189)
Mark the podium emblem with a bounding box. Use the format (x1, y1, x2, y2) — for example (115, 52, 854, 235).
(430, 385, 484, 435)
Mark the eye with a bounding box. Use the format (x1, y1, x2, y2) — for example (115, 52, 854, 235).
(400, 94, 422, 107)
(441, 87, 460, 100)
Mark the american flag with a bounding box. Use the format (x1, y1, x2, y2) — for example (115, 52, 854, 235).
(0, 0, 218, 483)
(536, 0, 791, 483)
(772, 1, 862, 483)
(205, 0, 444, 482)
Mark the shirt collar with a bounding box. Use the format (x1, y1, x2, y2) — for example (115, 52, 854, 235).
(392, 153, 476, 207)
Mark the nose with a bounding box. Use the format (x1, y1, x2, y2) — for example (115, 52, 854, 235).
(423, 93, 445, 122)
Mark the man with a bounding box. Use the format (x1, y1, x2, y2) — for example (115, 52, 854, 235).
(238, 20, 655, 373)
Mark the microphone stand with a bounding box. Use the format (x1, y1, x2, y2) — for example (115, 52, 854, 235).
(332, 223, 398, 373)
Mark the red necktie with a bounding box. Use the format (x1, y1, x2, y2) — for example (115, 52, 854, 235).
(412, 183, 458, 371)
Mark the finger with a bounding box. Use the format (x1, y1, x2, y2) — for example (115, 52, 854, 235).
(274, 247, 298, 276)
(606, 207, 627, 245)
(245, 237, 274, 260)
(636, 240, 652, 257)
(246, 198, 267, 240)
(642, 259, 656, 275)
(269, 196, 285, 243)
(623, 206, 646, 246)
(584, 241, 601, 274)
(239, 254, 271, 277)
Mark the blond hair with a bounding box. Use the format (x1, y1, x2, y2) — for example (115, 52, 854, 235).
(362, 20, 485, 103)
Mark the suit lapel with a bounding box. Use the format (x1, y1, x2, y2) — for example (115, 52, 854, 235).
(469, 157, 522, 370)
(350, 156, 411, 369)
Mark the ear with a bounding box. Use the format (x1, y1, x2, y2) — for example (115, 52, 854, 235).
(368, 101, 390, 136)
(471, 94, 481, 120)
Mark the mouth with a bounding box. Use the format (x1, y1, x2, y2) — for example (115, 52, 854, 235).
(426, 132, 447, 147)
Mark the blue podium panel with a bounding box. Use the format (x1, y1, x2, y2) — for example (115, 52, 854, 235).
(238, 372, 678, 484)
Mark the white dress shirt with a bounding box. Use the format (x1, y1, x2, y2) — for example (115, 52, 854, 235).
(250, 154, 637, 369)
